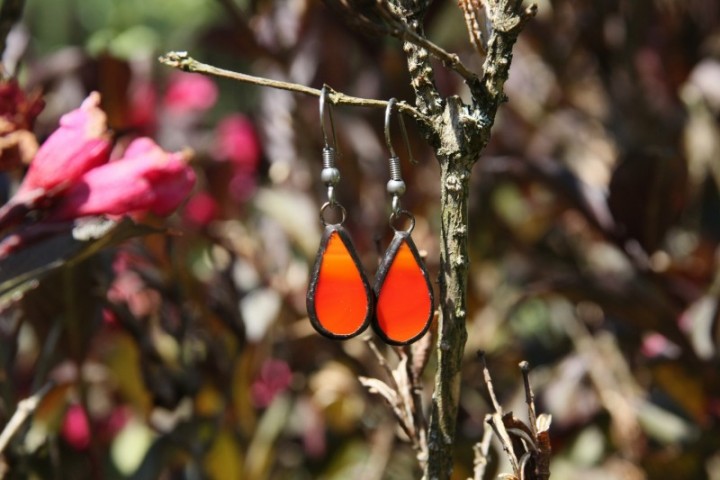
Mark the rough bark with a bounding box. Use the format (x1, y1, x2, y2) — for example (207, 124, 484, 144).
(390, 2, 536, 478)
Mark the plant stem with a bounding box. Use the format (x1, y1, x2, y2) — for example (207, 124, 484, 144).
(0, 382, 54, 455)
(158, 52, 431, 125)
(424, 159, 471, 479)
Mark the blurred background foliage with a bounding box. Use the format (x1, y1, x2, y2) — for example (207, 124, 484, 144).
(1, 0, 720, 478)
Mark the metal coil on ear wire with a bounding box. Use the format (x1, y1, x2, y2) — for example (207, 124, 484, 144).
(322, 146, 336, 169)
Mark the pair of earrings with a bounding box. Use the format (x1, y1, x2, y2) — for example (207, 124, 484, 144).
(306, 89, 434, 346)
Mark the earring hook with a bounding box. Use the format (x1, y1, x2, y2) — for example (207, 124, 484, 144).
(320, 85, 338, 150)
(384, 98, 416, 165)
(319, 85, 341, 206)
(385, 98, 416, 214)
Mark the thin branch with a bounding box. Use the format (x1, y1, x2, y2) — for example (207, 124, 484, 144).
(487, 414, 520, 476)
(479, 1, 537, 105)
(401, 347, 428, 468)
(365, 336, 397, 384)
(477, 351, 502, 413)
(478, 352, 526, 479)
(377, 2, 481, 87)
(0, 382, 54, 455)
(471, 420, 494, 480)
(519, 361, 538, 439)
(158, 51, 431, 126)
(458, 0, 489, 57)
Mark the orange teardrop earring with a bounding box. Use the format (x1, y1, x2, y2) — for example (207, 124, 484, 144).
(373, 99, 434, 345)
(307, 87, 373, 339)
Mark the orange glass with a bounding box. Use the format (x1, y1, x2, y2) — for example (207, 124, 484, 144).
(307, 227, 372, 338)
(374, 233, 433, 345)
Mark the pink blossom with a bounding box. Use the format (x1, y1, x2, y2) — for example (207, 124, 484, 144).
(183, 191, 219, 227)
(214, 114, 261, 172)
(229, 171, 257, 203)
(47, 138, 196, 220)
(98, 406, 130, 441)
(17, 93, 111, 197)
(251, 359, 292, 408)
(641, 332, 680, 358)
(163, 72, 218, 114)
(107, 266, 160, 318)
(61, 404, 91, 451)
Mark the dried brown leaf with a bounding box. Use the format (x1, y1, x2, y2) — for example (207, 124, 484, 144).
(359, 376, 398, 407)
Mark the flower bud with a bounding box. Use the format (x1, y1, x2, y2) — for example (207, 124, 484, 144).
(48, 138, 195, 220)
(18, 92, 111, 196)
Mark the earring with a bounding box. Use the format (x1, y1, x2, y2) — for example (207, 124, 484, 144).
(306, 86, 373, 339)
(373, 99, 434, 346)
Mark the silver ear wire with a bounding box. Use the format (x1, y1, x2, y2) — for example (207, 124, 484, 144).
(384, 98, 415, 214)
(320, 86, 340, 204)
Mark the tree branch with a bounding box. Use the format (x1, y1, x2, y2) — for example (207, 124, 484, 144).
(0, 382, 54, 455)
(378, 2, 481, 88)
(391, 1, 444, 123)
(478, 1, 537, 111)
(158, 51, 432, 126)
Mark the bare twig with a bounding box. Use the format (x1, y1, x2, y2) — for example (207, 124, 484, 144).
(476, 355, 551, 480)
(477, 351, 520, 477)
(361, 341, 429, 471)
(519, 361, 537, 439)
(478, 351, 502, 413)
(158, 51, 431, 126)
(487, 414, 521, 476)
(458, 0, 489, 56)
(480, 1, 537, 105)
(479, 352, 521, 477)
(365, 336, 398, 384)
(377, 1, 481, 86)
(471, 419, 494, 480)
(402, 346, 428, 467)
(0, 382, 54, 455)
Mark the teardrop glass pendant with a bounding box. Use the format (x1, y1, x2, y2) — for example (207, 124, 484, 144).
(374, 232, 434, 345)
(307, 226, 373, 339)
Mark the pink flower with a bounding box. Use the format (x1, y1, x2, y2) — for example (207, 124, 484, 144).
(17, 92, 111, 197)
(61, 404, 91, 451)
(163, 72, 218, 114)
(229, 171, 257, 203)
(98, 406, 130, 442)
(47, 138, 196, 220)
(183, 191, 219, 227)
(214, 114, 260, 172)
(251, 359, 292, 408)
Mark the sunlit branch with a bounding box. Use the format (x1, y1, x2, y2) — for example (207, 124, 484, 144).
(377, 2, 481, 88)
(158, 51, 432, 127)
(0, 382, 54, 455)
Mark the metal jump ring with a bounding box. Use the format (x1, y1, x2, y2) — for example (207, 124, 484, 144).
(319, 202, 347, 226)
(389, 209, 415, 234)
